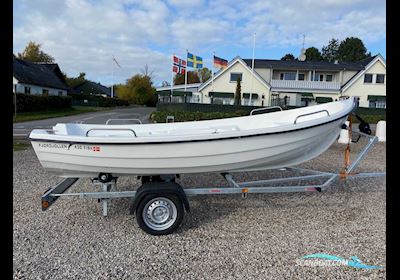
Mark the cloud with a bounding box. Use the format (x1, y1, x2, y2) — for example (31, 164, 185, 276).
(13, 0, 385, 86)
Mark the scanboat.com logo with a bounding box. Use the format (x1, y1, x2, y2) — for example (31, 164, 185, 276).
(300, 254, 383, 269)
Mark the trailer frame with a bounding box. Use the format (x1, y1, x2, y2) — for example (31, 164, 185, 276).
(41, 129, 385, 234)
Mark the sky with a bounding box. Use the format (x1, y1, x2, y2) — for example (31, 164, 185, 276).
(13, 0, 386, 87)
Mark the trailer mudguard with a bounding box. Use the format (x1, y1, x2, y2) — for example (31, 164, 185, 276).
(130, 182, 190, 214)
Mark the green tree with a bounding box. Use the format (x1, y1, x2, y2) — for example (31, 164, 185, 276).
(174, 71, 200, 85)
(305, 47, 323, 61)
(337, 37, 371, 62)
(281, 53, 296, 61)
(17, 41, 55, 63)
(198, 67, 212, 82)
(63, 72, 86, 88)
(234, 77, 241, 105)
(118, 74, 155, 105)
(321, 38, 340, 62)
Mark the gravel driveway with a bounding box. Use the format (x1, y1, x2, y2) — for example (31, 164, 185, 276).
(13, 140, 386, 279)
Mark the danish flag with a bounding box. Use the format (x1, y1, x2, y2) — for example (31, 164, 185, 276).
(172, 55, 186, 74)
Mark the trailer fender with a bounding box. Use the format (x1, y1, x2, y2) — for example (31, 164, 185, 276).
(130, 182, 190, 215)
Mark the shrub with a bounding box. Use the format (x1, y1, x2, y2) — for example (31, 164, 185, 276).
(15, 93, 72, 112)
(150, 110, 248, 123)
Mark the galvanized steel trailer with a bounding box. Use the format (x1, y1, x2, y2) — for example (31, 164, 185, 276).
(41, 130, 385, 235)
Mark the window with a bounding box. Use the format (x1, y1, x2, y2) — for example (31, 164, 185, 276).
(280, 72, 296, 80)
(230, 73, 242, 82)
(42, 89, 49, 96)
(24, 86, 31, 94)
(283, 73, 296, 80)
(58, 91, 63, 96)
(376, 74, 385, 84)
(319, 74, 324, 81)
(298, 73, 305, 81)
(326, 75, 333, 82)
(364, 74, 373, 83)
(369, 100, 386, 109)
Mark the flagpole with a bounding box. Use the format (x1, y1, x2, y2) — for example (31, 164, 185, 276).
(171, 54, 174, 103)
(249, 32, 256, 106)
(111, 55, 114, 98)
(185, 49, 188, 92)
(211, 51, 215, 93)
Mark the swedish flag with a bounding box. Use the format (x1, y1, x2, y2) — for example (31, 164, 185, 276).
(187, 52, 203, 69)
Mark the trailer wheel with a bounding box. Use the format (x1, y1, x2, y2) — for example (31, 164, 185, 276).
(136, 194, 183, 235)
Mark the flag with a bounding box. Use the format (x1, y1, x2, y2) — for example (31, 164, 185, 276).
(113, 56, 121, 68)
(213, 55, 228, 69)
(187, 52, 203, 69)
(172, 55, 186, 74)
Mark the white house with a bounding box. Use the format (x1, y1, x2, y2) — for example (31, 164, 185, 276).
(13, 56, 69, 96)
(157, 54, 386, 108)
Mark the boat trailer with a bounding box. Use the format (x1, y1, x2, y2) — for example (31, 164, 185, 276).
(41, 129, 385, 235)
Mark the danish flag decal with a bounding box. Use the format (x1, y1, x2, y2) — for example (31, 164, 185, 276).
(92, 146, 100, 152)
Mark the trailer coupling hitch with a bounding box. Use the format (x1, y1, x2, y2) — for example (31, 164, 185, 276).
(354, 114, 372, 135)
(342, 114, 371, 143)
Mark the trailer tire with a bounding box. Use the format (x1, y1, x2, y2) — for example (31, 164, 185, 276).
(136, 194, 183, 235)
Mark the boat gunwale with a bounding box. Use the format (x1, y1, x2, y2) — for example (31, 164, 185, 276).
(29, 111, 350, 146)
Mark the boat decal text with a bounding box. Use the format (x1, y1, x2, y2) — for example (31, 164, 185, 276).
(39, 143, 101, 152)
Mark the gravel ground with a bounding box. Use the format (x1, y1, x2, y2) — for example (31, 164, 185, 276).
(13, 138, 386, 279)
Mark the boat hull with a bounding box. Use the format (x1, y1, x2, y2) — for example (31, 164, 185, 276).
(31, 116, 346, 177)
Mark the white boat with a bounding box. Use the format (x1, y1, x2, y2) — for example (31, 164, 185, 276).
(29, 97, 356, 178)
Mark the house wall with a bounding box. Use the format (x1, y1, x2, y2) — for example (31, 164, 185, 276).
(342, 60, 386, 108)
(15, 83, 67, 96)
(254, 68, 272, 83)
(341, 70, 358, 85)
(200, 61, 271, 106)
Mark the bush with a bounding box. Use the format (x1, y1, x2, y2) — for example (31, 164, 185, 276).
(15, 93, 72, 112)
(150, 110, 248, 123)
(352, 107, 386, 123)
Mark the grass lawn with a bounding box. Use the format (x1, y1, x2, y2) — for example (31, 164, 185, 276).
(13, 140, 31, 151)
(13, 106, 112, 123)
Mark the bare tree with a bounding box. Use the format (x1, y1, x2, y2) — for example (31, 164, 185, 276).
(141, 64, 155, 80)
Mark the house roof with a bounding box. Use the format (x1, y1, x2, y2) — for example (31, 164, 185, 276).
(13, 57, 69, 90)
(198, 56, 271, 91)
(242, 56, 376, 71)
(73, 80, 111, 96)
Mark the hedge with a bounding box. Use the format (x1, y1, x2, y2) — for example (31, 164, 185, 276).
(68, 93, 129, 107)
(15, 93, 72, 112)
(151, 111, 248, 123)
(156, 102, 262, 113)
